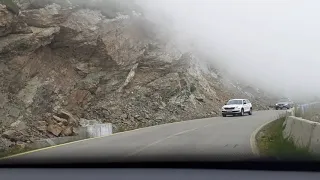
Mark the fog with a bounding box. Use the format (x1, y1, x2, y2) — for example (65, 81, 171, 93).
(133, 0, 320, 101)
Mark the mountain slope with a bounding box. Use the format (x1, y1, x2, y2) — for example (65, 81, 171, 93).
(0, 0, 274, 151)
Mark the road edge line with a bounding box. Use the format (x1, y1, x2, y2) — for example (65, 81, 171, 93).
(250, 117, 279, 157)
(0, 116, 219, 160)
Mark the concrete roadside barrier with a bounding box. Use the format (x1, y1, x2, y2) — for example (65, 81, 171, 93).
(29, 123, 113, 149)
(282, 116, 320, 154)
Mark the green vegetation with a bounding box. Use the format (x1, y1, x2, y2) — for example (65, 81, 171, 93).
(257, 116, 314, 160)
(0, 0, 19, 14)
(0, 146, 35, 159)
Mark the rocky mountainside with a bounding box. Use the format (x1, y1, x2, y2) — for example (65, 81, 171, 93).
(0, 0, 274, 151)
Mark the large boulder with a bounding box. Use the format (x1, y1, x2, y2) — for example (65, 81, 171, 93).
(10, 120, 27, 131)
(0, 26, 60, 58)
(0, 2, 32, 37)
(1, 0, 20, 14)
(20, 3, 71, 28)
(0, 138, 14, 150)
(69, 0, 143, 18)
(51, 9, 103, 61)
(14, 0, 72, 10)
(0, 4, 14, 37)
(47, 124, 62, 136)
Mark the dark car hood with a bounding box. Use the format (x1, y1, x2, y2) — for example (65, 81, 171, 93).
(276, 102, 289, 104)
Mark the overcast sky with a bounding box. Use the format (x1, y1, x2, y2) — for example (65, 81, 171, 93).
(134, 0, 320, 100)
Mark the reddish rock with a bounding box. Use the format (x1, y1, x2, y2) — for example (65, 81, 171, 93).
(47, 124, 63, 136)
(62, 126, 73, 136)
(67, 89, 91, 106)
(53, 115, 68, 125)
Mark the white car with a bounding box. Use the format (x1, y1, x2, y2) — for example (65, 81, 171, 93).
(221, 99, 253, 117)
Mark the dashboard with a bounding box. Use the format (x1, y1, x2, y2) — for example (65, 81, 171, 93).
(1, 168, 320, 180)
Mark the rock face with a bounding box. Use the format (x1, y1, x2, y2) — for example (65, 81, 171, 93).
(0, 3, 32, 37)
(0, 4, 14, 37)
(0, 0, 274, 151)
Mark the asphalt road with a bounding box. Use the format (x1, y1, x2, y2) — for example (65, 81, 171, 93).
(2, 110, 284, 163)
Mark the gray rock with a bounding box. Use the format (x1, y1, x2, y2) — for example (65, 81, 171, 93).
(15, 141, 26, 149)
(77, 72, 104, 93)
(11, 17, 33, 34)
(10, 120, 27, 131)
(75, 63, 90, 76)
(28, 0, 72, 9)
(79, 118, 100, 127)
(72, 127, 80, 135)
(52, 9, 102, 49)
(36, 125, 47, 132)
(0, 93, 7, 109)
(38, 121, 47, 126)
(2, 130, 16, 140)
(17, 77, 43, 107)
(57, 109, 78, 126)
(195, 96, 204, 102)
(0, 138, 14, 150)
(155, 114, 165, 120)
(0, 2, 32, 35)
(21, 3, 64, 28)
(13, 0, 31, 10)
(0, 4, 14, 37)
(14, 0, 72, 10)
(0, 26, 60, 58)
(8, 106, 20, 118)
(117, 63, 139, 92)
(211, 111, 217, 115)
(170, 116, 179, 122)
(62, 126, 73, 136)
(52, 115, 68, 125)
(98, 16, 150, 67)
(120, 114, 128, 120)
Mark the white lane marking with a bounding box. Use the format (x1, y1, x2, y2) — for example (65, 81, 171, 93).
(125, 121, 231, 157)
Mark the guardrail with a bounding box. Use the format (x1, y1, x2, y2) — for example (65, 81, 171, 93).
(281, 102, 320, 155)
(283, 116, 320, 154)
(28, 123, 113, 149)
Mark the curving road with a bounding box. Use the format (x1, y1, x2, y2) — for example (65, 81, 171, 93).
(1, 110, 284, 164)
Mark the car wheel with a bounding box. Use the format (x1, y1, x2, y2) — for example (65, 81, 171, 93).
(248, 108, 252, 115)
(240, 108, 244, 116)
(222, 114, 226, 117)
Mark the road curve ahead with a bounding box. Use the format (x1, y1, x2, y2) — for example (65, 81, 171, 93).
(2, 110, 284, 163)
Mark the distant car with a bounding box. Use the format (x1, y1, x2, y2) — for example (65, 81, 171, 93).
(275, 99, 294, 110)
(221, 99, 253, 117)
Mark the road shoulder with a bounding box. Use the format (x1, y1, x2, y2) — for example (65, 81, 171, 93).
(255, 117, 313, 160)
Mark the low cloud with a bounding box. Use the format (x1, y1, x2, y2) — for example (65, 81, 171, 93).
(135, 0, 320, 100)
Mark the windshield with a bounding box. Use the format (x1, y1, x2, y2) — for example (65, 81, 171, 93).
(227, 100, 243, 105)
(1, 0, 320, 165)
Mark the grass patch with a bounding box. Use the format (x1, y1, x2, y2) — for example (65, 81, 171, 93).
(0, 146, 35, 159)
(257, 116, 315, 160)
